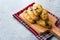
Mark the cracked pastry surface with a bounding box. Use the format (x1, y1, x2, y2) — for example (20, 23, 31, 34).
(40, 9, 48, 20)
(33, 3, 43, 16)
(27, 7, 39, 21)
(22, 10, 35, 23)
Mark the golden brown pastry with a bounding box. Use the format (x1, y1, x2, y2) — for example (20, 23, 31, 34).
(33, 3, 43, 16)
(27, 7, 39, 21)
(40, 9, 48, 20)
(45, 20, 52, 29)
(37, 19, 52, 29)
(23, 10, 35, 24)
(37, 19, 46, 27)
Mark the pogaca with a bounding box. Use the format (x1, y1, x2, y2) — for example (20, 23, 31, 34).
(20, 3, 52, 29)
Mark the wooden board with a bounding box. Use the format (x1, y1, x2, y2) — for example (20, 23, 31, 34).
(48, 13, 60, 39)
(19, 13, 49, 34)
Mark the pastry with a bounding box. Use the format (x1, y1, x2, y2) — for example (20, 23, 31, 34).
(45, 20, 52, 29)
(33, 3, 43, 16)
(37, 19, 52, 29)
(37, 19, 46, 27)
(23, 10, 35, 23)
(40, 9, 48, 20)
(27, 7, 39, 21)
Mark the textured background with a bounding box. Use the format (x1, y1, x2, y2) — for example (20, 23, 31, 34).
(0, 0, 60, 40)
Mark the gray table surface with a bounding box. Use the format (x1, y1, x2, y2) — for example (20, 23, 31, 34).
(0, 0, 60, 40)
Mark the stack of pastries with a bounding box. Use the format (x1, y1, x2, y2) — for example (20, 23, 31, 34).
(21, 3, 52, 29)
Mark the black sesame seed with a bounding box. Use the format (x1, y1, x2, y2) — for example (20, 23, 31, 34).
(30, 9, 33, 11)
(35, 7, 38, 10)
